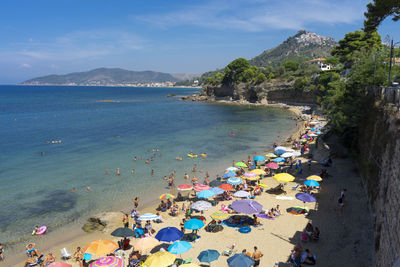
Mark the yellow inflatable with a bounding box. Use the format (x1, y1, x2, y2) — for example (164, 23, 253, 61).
(187, 154, 198, 158)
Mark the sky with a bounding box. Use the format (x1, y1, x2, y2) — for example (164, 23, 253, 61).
(0, 0, 399, 84)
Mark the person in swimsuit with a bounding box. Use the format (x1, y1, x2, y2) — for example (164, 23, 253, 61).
(133, 197, 139, 208)
(252, 246, 263, 266)
(44, 252, 55, 266)
(117, 168, 120, 176)
(0, 243, 4, 261)
(73, 247, 83, 263)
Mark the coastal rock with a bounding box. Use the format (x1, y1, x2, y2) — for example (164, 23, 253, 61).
(82, 212, 121, 233)
(82, 218, 106, 233)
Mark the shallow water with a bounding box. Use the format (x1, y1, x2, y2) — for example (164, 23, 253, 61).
(0, 85, 296, 246)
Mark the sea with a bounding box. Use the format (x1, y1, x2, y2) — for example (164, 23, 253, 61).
(0, 85, 296, 249)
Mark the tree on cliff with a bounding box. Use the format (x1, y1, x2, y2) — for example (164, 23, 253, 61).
(331, 30, 382, 68)
(222, 58, 251, 86)
(364, 0, 400, 32)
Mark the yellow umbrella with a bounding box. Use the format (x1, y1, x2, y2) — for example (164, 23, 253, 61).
(306, 175, 323, 182)
(251, 169, 266, 175)
(144, 251, 176, 267)
(83, 239, 119, 257)
(132, 237, 160, 251)
(180, 264, 201, 267)
(258, 183, 268, 188)
(242, 176, 259, 181)
(210, 211, 230, 220)
(159, 193, 175, 200)
(273, 173, 295, 183)
(265, 153, 277, 158)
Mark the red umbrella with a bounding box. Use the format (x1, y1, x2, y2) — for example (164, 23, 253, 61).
(178, 184, 193, 191)
(219, 184, 233, 191)
(266, 162, 280, 169)
(48, 263, 72, 267)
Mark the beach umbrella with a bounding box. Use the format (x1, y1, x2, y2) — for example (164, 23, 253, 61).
(306, 175, 322, 182)
(266, 162, 280, 169)
(309, 133, 318, 137)
(110, 227, 134, 238)
(295, 193, 316, 203)
(83, 239, 118, 257)
(89, 257, 123, 267)
(286, 148, 295, 152)
(274, 146, 287, 151)
(243, 172, 257, 178)
(210, 211, 230, 220)
(191, 201, 212, 211)
(194, 184, 210, 192)
(197, 190, 215, 199)
(281, 152, 294, 158)
(210, 187, 224, 195)
(226, 167, 239, 172)
(272, 157, 285, 163)
(235, 162, 247, 168)
(293, 151, 302, 157)
(274, 149, 286, 155)
(155, 227, 183, 242)
(222, 171, 236, 179)
(227, 177, 242, 185)
(227, 253, 255, 267)
(132, 237, 160, 251)
(251, 169, 266, 175)
(138, 213, 160, 221)
(159, 193, 175, 200)
(258, 183, 268, 188)
(168, 241, 192, 254)
(143, 251, 176, 267)
(48, 263, 72, 267)
(233, 190, 250, 198)
(198, 249, 220, 264)
(209, 180, 223, 187)
(178, 184, 193, 191)
(242, 176, 259, 181)
(273, 173, 295, 183)
(184, 219, 205, 230)
(304, 180, 320, 187)
(231, 200, 262, 214)
(219, 183, 233, 191)
(253, 156, 266, 161)
(265, 153, 277, 158)
(181, 264, 200, 267)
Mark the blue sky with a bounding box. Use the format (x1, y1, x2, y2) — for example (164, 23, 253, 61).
(0, 0, 399, 83)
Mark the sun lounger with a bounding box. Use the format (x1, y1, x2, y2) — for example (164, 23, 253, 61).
(222, 244, 236, 256)
(60, 248, 72, 260)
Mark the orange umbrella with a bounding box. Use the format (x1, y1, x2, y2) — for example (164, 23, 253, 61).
(219, 184, 233, 191)
(83, 239, 119, 257)
(132, 237, 160, 251)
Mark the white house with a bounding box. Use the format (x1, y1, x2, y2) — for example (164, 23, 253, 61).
(309, 58, 332, 71)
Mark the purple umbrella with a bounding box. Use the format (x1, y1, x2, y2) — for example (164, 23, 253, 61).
(231, 200, 262, 214)
(295, 193, 316, 203)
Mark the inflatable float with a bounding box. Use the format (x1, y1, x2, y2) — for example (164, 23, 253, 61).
(33, 226, 47, 235)
(187, 154, 198, 158)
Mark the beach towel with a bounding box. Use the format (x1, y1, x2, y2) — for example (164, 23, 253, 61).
(287, 206, 309, 215)
(276, 196, 294, 200)
(256, 213, 275, 220)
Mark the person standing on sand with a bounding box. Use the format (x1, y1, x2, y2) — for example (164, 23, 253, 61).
(123, 213, 129, 228)
(252, 246, 263, 266)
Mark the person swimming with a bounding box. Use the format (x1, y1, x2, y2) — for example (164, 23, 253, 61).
(117, 168, 120, 176)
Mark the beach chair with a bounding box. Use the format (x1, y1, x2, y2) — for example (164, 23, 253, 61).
(222, 244, 236, 256)
(60, 248, 72, 260)
(292, 185, 299, 190)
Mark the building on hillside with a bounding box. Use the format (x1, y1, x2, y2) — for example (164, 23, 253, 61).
(393, 57, 400, 66)
(308, 58, 332, 71)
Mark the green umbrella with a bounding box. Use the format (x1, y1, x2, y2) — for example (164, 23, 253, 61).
(235, 162, 247, 168)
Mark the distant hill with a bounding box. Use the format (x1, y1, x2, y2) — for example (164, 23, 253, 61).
(249, 30, 337, 67)
(21, 68, 195, 86)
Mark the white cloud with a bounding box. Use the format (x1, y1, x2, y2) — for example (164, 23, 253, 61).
(138, 0, 367, 32)
(20, 63, 31, 68)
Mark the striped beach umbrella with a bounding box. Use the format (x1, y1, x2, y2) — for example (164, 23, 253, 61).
(227, 177, 242, 185)
(210, 211, 230, 220)
(138, 213, 160, 221)
(89, 257, 123, 267)
(193, 184, 210, 192)
(178, 184, 193, 191)
(159, 193, 175, 200)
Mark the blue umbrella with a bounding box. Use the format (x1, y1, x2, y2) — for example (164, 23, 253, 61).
(253, 155, 266, 161)
(155, 227, 183, 242)
(227, 253, 255, 267)
(227, 177, 242, 185)
(198, 249, 220, 263)
(274, 149, 286, 155)
(295, 193, 316, 203)
(272, 157, 285, 163)
(210, 187, 224, 195)
(197, 189, 215, 198)
(223, 171, 236, 179)
(168, 241, 192, 254)
(304, 180, 320, 187)
(184, 219, 205, 230)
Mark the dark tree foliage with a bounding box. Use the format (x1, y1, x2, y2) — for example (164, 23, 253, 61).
(364, 0, 400, 32)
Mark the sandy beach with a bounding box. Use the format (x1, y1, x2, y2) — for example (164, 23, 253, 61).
(5, 105, 374, 267)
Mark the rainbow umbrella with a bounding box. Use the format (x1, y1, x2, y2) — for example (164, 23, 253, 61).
(194, 184, 210, 191)
(235, 162, 247, 168)
(159, 193, 175, 200)
(89, 257, 123, 267)
(132, 237, 160, 251)
(210, 211, 230, 220)
(306, 175, 323, 182)
(143, 251, 176, 267)
(83, 239, 119, 257)
(273, 173, 295, 183)
(266, 162, 280, 169)
(178, 184, 193, 191)
(48, 263, 72, 267)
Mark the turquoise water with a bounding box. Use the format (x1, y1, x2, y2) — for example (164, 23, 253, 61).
(0, 85, 296, 246)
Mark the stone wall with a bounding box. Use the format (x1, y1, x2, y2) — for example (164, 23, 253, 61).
(357, 88, 400, 267)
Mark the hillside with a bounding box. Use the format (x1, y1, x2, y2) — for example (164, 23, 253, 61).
(249, 30, 337, 67)
(21, 68, 191, 86)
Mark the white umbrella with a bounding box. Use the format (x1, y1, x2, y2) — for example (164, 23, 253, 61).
(226, 167, 239, 172)
(191, 201, 212, 211)
(293, 151, 302, 157)
(281, 152, 294, 158)
(285, 148, 295, 152)
(274, 146, 287, 152)
(233, 191, 250, 198)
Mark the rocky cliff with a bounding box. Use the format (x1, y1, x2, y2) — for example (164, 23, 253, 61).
(357, 86, 400, 267)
